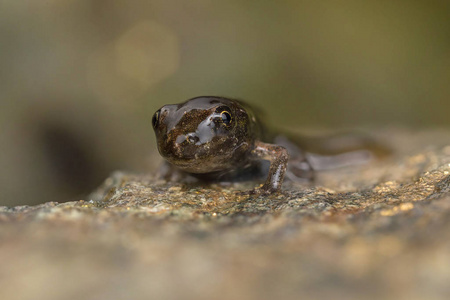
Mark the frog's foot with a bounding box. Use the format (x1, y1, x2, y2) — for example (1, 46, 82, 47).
(235, 183, 280, 196)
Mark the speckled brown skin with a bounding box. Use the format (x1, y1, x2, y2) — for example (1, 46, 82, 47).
(152, 96, 380, 194)
(152, 96, 295, 194)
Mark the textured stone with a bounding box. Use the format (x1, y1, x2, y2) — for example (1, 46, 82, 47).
(1, 130, 450, 300)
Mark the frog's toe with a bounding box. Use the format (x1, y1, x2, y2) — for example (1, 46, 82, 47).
(248, 184, 280, 196)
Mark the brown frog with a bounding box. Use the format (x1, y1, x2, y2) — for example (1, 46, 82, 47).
(152, 96, 383, 194)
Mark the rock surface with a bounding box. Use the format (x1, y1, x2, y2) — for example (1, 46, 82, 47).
(2, 130, 450, 300)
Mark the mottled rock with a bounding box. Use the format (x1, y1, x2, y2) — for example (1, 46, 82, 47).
(1, 130, 450, 300)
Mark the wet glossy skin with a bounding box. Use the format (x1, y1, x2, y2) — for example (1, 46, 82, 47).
(152, 96, 381, 194)
(152, 96, 291, 194)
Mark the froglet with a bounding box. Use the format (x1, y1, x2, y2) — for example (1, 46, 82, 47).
(152, 96, 383, 194)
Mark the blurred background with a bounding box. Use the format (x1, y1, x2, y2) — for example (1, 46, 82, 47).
(1, 0, 450, 206)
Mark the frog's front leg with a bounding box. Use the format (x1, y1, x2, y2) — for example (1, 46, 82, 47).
(250, 141, 289, 194)
(273, 135, 314, 182)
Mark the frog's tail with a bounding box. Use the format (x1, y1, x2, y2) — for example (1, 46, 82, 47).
(280, 131, 391, 170)
(305, 150, 372, 170)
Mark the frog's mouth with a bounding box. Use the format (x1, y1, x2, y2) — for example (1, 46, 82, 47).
(164, 154, 231, 174)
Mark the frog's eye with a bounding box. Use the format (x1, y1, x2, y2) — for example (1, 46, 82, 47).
(152, 110, 160, 129)
(215, 106, 233, 127)
(221, 111, 232, 125)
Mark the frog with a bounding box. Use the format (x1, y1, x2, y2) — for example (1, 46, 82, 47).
(151, 96, 384, 194)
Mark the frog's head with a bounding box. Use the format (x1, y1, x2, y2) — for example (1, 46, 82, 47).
(152, 96, 254, 173)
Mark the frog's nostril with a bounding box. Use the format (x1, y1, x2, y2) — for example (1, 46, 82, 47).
(174, 133, 199, 145)
(186, 133, 200, 144)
